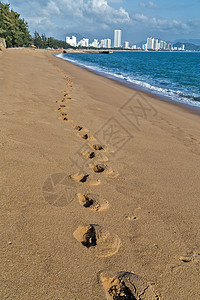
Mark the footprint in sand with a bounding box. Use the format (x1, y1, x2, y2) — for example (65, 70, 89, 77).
(90, 144, 112, 157)
(58, 114, 70, 122)
(62, 117, 68, 121)
(125, 215, 137, 221)
(171, 250, 200, 272)
(85, 149, 108, 162)
(73, 125, 83, 131)
(80, 133, 89, 140)
(125, 207, 142, 221)
(92, 144, 115, 154)
(78, 133, 96, 142)
(90, 163, 105, 173)
(89, 164, 119, 178)
(100, 271, 162, 300)
(179, 250, 200, 263)
(73, 224, 121, 258)
(60, 112, 67, 116)
(73, 125, 90, 134)
(69, 173, 101, 186)
(77, 193, 109, 212)
(87, 151, 96, 159)
(91, 144, 104, 151)
(81, 150, 96, 159)
(79, 144, 108, 161)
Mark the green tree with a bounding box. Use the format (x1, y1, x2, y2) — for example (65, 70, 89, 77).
(0, 1, 31, 47)
(46, 36, 71, 49)
(41, 33, 47, 49)
(47, 37, 54, 48)
(33, 31, 42, 48)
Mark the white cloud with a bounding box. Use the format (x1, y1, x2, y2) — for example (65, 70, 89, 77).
(82, 0, 130, 24)
(133, 13, 148, 22)
(18, 0, 130, 37)
(45, 0, 61, 16)
(31, 0, 130, 25)
(107, 0, 123, 3)
(131, 12, 191, 34)
(7, 0, 200, 40)
(140, 1, 157, 9)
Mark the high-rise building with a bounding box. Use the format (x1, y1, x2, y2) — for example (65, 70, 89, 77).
(107, 39, 111, 49)
(100, 39, 106, 48)
(91, 39, 99, 48)
(124, 41, 129, 49)
(84, 39, 89, 47)
(160, 40, 164, 50)
(77, 38, 89, 47)
(147, 37, 154, 50)
(168, 43, 173, 50)
(66, 36, 70, 44)
(114, 30, 122, 48)
(142, 44, 147, 50)
(66, 35, 77, 47)
(145, 37, 185, 52)
(154, 39, 159, 50)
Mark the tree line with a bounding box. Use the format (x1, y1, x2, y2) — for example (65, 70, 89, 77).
(33, 31, 71, 49)
(0, 2, 71, 49)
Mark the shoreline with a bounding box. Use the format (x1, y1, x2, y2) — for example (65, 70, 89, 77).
(1, 48, 200, 299)
(55, 52, 200, 116)
(55, 52, 200, 115)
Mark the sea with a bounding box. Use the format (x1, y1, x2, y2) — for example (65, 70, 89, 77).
(55, 51, 200, 109)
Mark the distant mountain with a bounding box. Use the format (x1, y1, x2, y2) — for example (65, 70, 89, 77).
(174, 42, 200, 51)
(174, 39, 200, 46)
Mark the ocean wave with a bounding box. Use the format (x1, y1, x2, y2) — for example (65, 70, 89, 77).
(55, 53, 200, 108)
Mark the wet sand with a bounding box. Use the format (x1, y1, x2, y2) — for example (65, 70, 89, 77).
(1, 48, 200, 299)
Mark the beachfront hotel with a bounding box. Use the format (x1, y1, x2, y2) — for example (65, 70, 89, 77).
(66, 35, 77, 47)
(146, 37, 185, 51)
(114, 30, 122, 48)
(124, 41, 129, 49)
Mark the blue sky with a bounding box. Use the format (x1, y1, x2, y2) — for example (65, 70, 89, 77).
(5, 0, 200, 43)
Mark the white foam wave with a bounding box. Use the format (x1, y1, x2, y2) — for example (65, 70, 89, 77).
(54, 53, 200, 108)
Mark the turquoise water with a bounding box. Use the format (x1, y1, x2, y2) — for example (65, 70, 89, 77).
(55, 51, 200, 108)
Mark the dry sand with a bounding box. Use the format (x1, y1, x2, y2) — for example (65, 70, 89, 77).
(0, 48, 200, 299)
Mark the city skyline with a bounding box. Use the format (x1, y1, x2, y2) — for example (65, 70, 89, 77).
(65, 30, 186, 51)
(4, 1, 200, 43)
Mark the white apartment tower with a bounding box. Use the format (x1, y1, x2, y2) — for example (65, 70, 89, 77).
(153, 39, 160, 51)
(100, 39, 105, 48)
(147, 37, 154, 50)
(107, 39, 111, 49)
(124, 41, 129, 49)
(114, 30, 122, 48)
(91, 39, 99, 48)
(66, 36, 77, 47)
(77, 38, 89, 47)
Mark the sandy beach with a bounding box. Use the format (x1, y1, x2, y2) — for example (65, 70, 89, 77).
(1, 48, 200, 299)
